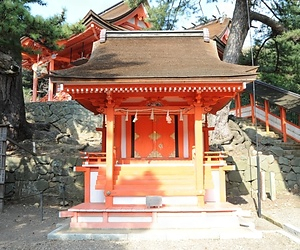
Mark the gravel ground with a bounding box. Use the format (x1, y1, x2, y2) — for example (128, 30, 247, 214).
(1, 193, 299, 250)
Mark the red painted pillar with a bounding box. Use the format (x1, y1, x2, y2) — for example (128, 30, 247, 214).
(32, 70, 38, 102)
(194, 103, 204, 206)
(105, 102, 114, 207)
(203, 114, 209, 152)
(102, 115, 106, 152)
(264, 100, 270, 133)
(73, 167, 91, 203)
(32, 55, 39, 102)
(280, 106, 287, 142)
(84, 167, 91, 203)
(235, 93, 241, 117)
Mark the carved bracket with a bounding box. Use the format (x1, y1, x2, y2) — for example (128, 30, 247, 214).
(106, 91, 113, 105)
(96, 107, 105, 114)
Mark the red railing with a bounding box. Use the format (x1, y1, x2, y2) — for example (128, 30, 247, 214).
(232, 94, 300, 143)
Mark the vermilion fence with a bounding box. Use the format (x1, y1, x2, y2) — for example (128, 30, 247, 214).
(231, 92, 300, 143)
(231, 105, 300, 142)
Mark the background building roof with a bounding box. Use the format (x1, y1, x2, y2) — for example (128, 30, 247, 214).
(245, 80, 300, 114)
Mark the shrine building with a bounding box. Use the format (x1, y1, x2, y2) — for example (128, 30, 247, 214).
(50, 28, 257, 229)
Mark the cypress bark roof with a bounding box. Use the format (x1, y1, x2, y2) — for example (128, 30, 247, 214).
(51, 30, 257, 83)
(98, 1, 132, 21)
(246, 80, 300, 114)
(189, 17, 231, 40)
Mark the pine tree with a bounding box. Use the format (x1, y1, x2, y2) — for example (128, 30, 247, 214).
(254, 0, 300, 93)
(0, 0, 82, 141)
(128, 0, 296, 144)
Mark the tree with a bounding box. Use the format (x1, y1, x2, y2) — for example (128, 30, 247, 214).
(126, 0, 199, 30)
(0, 0, 82, 141)
(127, 1, 291, 63)
(127, 0, 298, 145)
(252, 0, 300, 93)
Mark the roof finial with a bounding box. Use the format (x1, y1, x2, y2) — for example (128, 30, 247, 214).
(203, 28, 210, 43)
(100, 29, 107, 43)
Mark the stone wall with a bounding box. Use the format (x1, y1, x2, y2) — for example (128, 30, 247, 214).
(5, 101, 102, 205)
(225, 123, 300, 197)
(4, 102, 299, 205)
(26, 100, 102, 143)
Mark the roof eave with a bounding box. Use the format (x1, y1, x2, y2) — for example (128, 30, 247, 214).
(50, 75, 257, 84)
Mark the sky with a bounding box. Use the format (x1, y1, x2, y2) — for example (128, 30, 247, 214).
(28, 1, 255, 47)
(29, 0, 235, 28)
(29, 0, 121, 23)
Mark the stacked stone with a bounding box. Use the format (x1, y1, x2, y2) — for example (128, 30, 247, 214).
(4, 101, 102, 205)
(5, 154, 84, 205)
(225, 133, 300, 197)
(0, 125, 8, 211)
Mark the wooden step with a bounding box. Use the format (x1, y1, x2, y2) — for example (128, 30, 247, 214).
(114, 166, 195, 175)
(95, 163, 218, 195)
(60, 202, 241, 229)
(111, 188, 199, 196)
(114, 179, 194, 185)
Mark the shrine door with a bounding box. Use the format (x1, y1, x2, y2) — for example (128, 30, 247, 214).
(133, 115, 177, 158)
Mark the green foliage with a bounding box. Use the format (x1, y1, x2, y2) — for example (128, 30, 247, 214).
(127, 0, 199, 30)
(0, 0, 84, 53)
(257, 38, 300, 93)
(126, 0, 224, 30)
(23, 85, 32, 103)
(252, 0, 300, 93)
(0, 0, 34, 51)
(275, 0, 300, 30)
(22, 68, 48, 101)
(125, 0, 145, 7)
(0, 0, 85, 106)
(22, 68, 33, 88)
(147, 2, 174, 30)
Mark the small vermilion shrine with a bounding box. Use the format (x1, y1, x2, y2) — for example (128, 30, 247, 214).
(50, 28, 257, 229)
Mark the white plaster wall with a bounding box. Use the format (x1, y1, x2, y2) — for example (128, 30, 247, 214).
(90, 171, 105, 203)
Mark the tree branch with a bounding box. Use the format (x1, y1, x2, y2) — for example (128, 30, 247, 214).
(254, 36, 272, 65)
(250, 11, 285, 36)
(261, 0, 282, 22)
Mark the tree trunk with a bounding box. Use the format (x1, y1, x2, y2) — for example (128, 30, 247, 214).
(0, 48, 32, 141)
(209, 102, 233, 146)
(223, 0, 250, 64)
(210, 0, 250, 147)
(210, 1, 287, 147)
